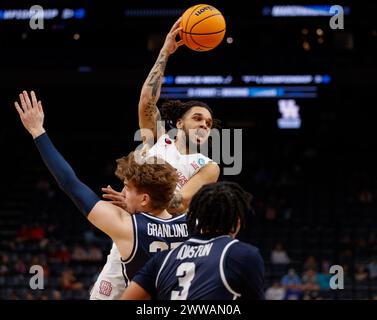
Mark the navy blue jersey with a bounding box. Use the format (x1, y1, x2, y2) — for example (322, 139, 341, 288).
(121, 212, 188, 286)
(132, 235, 265, 300)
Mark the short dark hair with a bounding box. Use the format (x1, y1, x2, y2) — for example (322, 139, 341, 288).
(187, 181, 252, 237)
(160, 100, 221, 129)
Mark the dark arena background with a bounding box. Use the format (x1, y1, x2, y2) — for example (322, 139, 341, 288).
(0, 0, 377, 301)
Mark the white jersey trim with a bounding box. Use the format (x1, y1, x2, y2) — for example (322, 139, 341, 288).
(121, 262, 130, 288)
(219, 239, 241, 299)
(121, 214, 139, 264)
(188, 235, 230, 244)
(139, 212, 186, 223)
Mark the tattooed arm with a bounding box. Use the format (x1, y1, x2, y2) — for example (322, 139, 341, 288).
(168, 163, 220, 214)
(138, 17, 183, 145)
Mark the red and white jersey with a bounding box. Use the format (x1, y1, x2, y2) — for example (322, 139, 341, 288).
(145, 134, 214, 190)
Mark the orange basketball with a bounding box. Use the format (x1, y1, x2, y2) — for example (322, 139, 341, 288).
(179, 4, 226, 52)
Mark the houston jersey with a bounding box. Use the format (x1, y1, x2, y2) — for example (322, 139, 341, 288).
(121, 212, 188, 286)
(146, 134, 214, 190)
(132, 235, 265, 300)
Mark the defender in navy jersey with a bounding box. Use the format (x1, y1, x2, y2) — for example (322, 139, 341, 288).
(121, 182, 265, 300)
(121, 212, 187, 287)
(13, 90, 189, 300)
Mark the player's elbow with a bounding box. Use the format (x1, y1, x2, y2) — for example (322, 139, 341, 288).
(139, 93, 152, 108)
(208, 163, 220, 182)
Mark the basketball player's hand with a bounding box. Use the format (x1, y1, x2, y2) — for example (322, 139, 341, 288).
(162, 17, 184, 55)
(101, 185, 127, 211)
(14, 90, 46, 139)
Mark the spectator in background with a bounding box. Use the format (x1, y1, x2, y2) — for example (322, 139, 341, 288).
(281, 268, 303, 299)
(281, 268, 302, 294)
(321, 259, 331, 274)
(265, 281, 286, 300)
(29, 223, 46, 241)
(53, 244, 71, 264)
(72, 245, 88, 261)
(317, 263, 331, 291)
(301, 268, 320, 292)
(270, 243, 290, 278)
(87, 245, 103, 262)
(0, 254, 10, 276)
(60, 269, 84, 291)
(354, 263, 368, 282)
(83, 227, 108, 246)
(9, 291, 19, 300)
(302, 291, 321, 300)
(14, 258, 27, 274)
(16, 224, 31, 242)
(358, 189, 373, 204)
(52, 290, 62, 300)
(303, 255, 318, 271)
(271, 243, 290, 265)
(25, 292, 34, 300)
(284, 288, 303, 300)
(367, 258, 377, 280)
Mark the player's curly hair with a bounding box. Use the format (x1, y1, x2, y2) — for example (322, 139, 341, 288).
(115, 151, 178, 210)
(159, 100, 221, 129)
(187, 181, 253, 237)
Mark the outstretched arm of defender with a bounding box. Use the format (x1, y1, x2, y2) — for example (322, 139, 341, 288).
(14, 91, 131, 246)
(138, 18, 183, 145)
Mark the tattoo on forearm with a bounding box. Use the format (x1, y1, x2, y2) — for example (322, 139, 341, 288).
(143, 101, 156, 119)
(146, 51, 168, 98)
(143, 101, 162, 124)
(169, 192, 183, 210)
(141, 50, 167, 126)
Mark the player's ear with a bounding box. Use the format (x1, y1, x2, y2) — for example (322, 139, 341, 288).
(141, 193, 150, 207)
(231, 217, 242, 237)
(176, 118, 183, 129)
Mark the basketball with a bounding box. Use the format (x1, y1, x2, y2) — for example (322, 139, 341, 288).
(179, 4, 226, 52)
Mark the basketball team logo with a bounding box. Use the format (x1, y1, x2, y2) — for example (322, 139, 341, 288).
(99, 280, 112, 296)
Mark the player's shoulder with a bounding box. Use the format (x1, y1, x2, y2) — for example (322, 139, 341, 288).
(150, 248, 171, 266)
(196, 159, 219, 174)
(156, 133, 173, 144)
(227, 240, 262, 261)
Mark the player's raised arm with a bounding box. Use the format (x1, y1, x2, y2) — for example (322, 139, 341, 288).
(168, 162, 220, 214)
(13, 91, 131, 245)
(138, 17, 183, 145)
